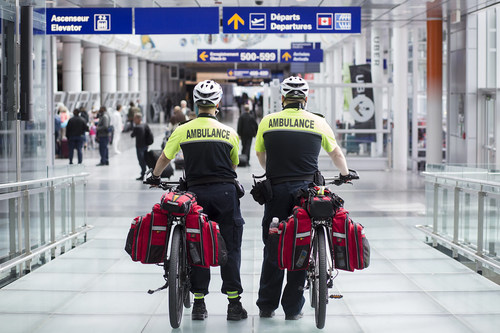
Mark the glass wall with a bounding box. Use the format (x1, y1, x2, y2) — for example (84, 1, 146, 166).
(0, 0, 48, 185)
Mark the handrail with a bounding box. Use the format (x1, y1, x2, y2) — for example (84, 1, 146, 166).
(422, 171, 500, 188)
(0, 171, 91, 283)
(0, 172, 89, 190)
(421, 169, 500, 275)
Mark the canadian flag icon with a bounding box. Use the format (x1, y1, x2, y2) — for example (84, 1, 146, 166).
(317, 14, 333, 29)
(319, 17, 331, 26)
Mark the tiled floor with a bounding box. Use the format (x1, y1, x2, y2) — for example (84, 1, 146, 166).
(1, 113, 499, 332)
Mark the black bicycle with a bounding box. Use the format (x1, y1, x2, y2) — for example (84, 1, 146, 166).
(306, 171, 359, 329)
(146, 180, 191, 329)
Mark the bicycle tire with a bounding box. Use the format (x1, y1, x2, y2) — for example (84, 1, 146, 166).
(314, 227, 328, 329)
(309, 237, 318, 308)
(168, 227, 185, 328)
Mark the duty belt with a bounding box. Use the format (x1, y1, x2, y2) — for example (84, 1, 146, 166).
(187, 177, 235, 187)
(270, 175, 315, 185)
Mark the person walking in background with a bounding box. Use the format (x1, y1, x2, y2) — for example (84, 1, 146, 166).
(180, 99, 191, 116)
(131, 113, 153, 181)
(237, 104, 258, 165)
(96, 106, 110, 166)
(111, 104, 124, 154)
(54, 113, 61, 157)
(66, 109, 88, 165)
(125, 101, 140, 132)
(169, 106, 188, 131)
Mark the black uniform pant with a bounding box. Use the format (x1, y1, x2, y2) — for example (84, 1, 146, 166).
(256, 180, 310, 316)
(188, 182, 244, 295)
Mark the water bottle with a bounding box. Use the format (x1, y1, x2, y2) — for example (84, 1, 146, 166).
(267, 217, 280, 265)
(269, 217, 279, 235)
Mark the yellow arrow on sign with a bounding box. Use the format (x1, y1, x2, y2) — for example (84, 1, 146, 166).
(228, 70, 234, 76)
(199, 51, 208, 61)
(228, 13, 244, 30)
(282, 52, 292, 61)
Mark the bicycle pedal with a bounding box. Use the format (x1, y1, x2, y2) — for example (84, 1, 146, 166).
(329, 294, 343, 299)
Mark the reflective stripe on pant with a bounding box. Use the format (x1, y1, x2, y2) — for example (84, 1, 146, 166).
(188, 182, 244, 295)
(256, 180, 309, 316)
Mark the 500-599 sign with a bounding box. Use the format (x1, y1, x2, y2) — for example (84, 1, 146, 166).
(240, 51, 277, 62)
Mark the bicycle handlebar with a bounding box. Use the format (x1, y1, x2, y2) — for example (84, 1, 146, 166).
(324, 169, 360, 186)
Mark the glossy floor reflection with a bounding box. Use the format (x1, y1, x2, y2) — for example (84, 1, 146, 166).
(1, 115, 499, 333)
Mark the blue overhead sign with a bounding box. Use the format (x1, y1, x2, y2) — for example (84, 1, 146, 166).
(222, 7, 360, 34)
(198, 49, 278, 63)
(46, 8, 132, 35)
(227, 69, 271, 78)
(135, 8, 219, 34)
(291, 42, 321, 49)
(280, 49, 324, 63)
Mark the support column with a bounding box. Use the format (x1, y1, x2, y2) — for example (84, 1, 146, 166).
(371, 28, 384, 156)
(354, 33, 366, 65)
(155, 64, 162, 92)
(62, 37, 81, 92)
(116, 53, 129, 92)
(147, 62, 156, 122)
(83, 43, 100, 107)
(138, 59, 148, 113)
(333, 47, 343, 121)
(162, 66, 169, 93)
(129, 57, 139, 93)
(393, 27, 409, 170)
(426, 8, 443, 164)
(100, 48, 116, 106)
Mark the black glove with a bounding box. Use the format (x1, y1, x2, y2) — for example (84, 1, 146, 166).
(338, 169, 359, 184)
(144, 173, 161, 186)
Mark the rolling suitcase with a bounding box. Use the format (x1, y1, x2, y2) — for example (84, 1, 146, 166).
(145, 149, 174, 179)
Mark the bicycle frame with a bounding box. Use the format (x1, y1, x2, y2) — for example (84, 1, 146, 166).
(310, 220, 335, 284)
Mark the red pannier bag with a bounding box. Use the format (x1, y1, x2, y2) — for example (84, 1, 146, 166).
(125, 204, 170, 264)
(185, 210, 227, 268)
(331, 207, 370, 271)
(278, 206, 312, 271)
(160, 191, 197, 216)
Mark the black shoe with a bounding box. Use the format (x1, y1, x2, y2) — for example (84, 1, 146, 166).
(259, 310, 275, 318)
(96, 163, 105, 166)
(136, 176, 144, 181)
(285, 312, 303, 320)
(227, 299, 248, 321)
(192, 300, 208, 320)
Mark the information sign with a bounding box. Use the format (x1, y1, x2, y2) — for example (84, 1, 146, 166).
(198, 49, 278, 63)
(46, 8, 132, 35)
(135, 8, 219, 34)
(223, 7, 360, 34)
(280, 49, 324, 62)
(227, 69, 271, 78)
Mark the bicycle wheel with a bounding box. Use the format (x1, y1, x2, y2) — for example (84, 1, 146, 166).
(168, 227, 185, 328)
(313, 227, 328, 329)
(309, 236, 317, 308)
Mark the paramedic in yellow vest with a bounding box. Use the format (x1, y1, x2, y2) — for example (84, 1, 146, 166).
(255, 76, 356, 320)
(145, 80, 247, 322)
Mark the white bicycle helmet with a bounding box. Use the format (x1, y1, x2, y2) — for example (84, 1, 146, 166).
(280, 76, 309, 99)
(193, 80, 223, 107)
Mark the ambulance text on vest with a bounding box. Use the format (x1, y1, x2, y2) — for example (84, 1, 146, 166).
(186, 128, 230, 140)
(268, 118, 314, 129)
